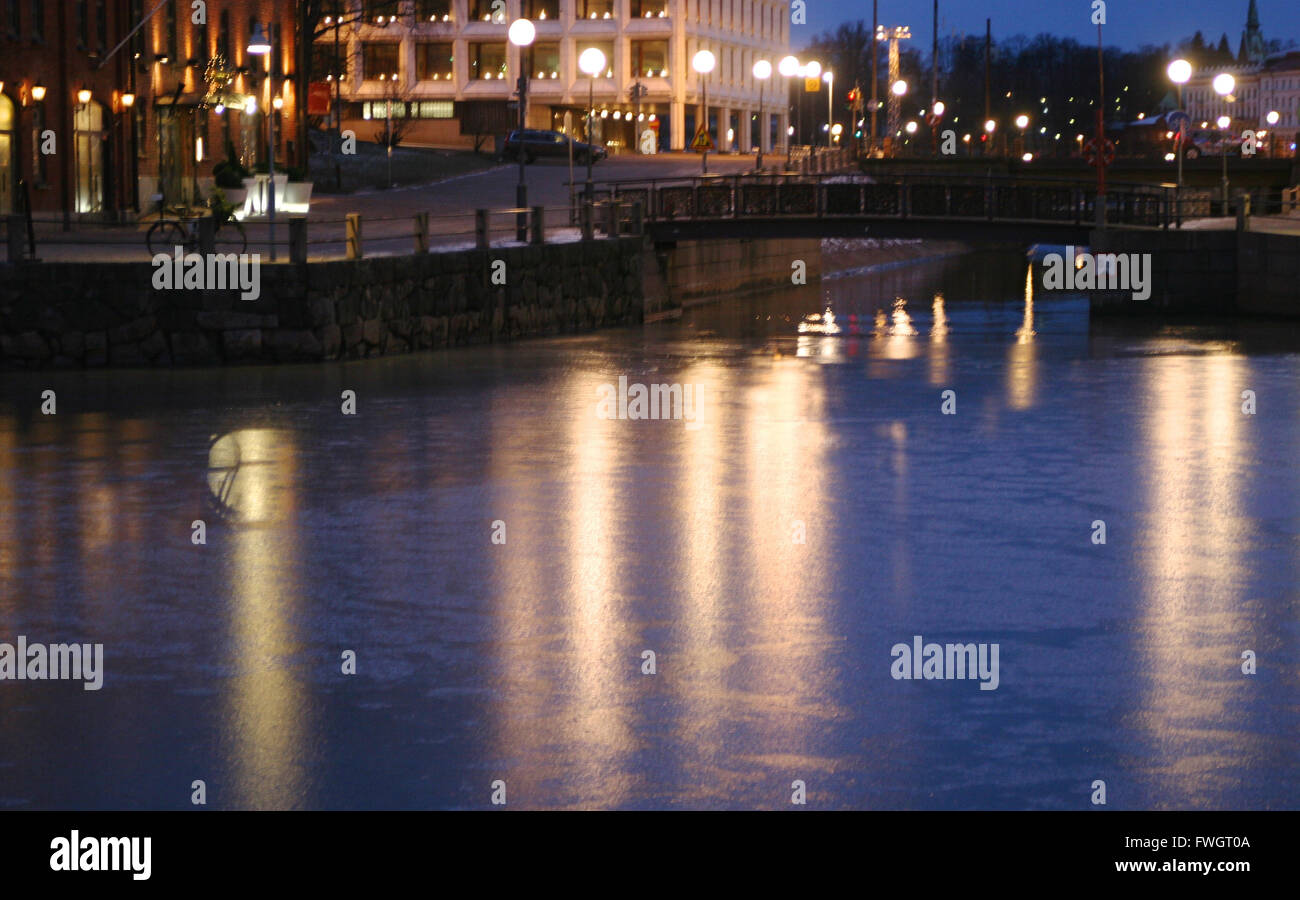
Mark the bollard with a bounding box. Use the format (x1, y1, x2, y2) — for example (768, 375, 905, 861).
(475, 209, 490, 249)
(414, 212, 429, 253)
(530, 206, 545, 245)
(346, 213, 362, 259)
(6, 215, 24, 262)
(605, 200, 621, 237)
(581, 202, 594, 241)
(197, 215, 216, 253)
(289, 218, 308, 263)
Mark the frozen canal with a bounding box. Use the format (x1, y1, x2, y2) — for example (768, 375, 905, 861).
(1, 249, 1297, 809)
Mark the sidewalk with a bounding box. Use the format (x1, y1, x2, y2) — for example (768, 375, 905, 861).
(5, 153, 766, 263)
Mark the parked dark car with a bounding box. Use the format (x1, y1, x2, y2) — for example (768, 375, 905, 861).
(503, 129, 607, 165)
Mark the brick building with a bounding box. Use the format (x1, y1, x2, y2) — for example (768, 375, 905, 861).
(0, 0, 136, 220)
(134, 0, 303, 209)
(0, 0, 304, 221)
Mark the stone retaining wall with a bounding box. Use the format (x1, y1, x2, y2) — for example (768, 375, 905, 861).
(1089, 228, 1300, 316)
(0, 238, 646, 368)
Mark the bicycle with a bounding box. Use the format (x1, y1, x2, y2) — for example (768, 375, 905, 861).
(146, 191, 248, 256)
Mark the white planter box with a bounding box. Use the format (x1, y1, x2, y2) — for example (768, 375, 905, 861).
(282, 181, 313, 214)
(241, 174, 291, 219)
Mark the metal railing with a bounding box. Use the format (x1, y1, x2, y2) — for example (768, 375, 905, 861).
(591, 172, 1220, 231)
(3, 200, 645, 264)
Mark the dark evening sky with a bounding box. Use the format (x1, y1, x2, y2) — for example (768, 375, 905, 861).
(797, 0, 1298, 52)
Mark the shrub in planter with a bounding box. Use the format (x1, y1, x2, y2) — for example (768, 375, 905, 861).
(213, 158, 251, 189)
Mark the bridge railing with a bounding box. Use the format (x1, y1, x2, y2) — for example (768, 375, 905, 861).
(588, 172, 1182, 230)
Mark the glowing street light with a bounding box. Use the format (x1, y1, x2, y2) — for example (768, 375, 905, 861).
(692, 49, 716, 174)
(1167, 59, 1193, 191)
(579, 47, 607, 196)
(508, 18, 536, 239)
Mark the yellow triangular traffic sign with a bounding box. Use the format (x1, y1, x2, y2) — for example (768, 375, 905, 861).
(691, 125, 715, 152)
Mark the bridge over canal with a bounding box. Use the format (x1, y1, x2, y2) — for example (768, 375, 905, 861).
(589, 173, 1189, 245)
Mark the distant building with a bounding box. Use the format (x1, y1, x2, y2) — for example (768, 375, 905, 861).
(1182, 1, 1298, 155)
(316, 0, 791, 154)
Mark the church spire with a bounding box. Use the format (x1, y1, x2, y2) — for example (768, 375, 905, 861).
(1239, 0, 1265, 64)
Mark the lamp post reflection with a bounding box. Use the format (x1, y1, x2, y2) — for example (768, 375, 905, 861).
(208, 428, 310, 809)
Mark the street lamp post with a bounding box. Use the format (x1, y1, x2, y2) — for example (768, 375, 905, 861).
(984, 118, 996, 158)
(578, 48, 606, 203)
(247, 23, 275, 261)
(1217, 113, 1232, 213)
(692, 50, 716, 175)
(803, 60, 820, 162)
(1167, 59, 1192, 195)
(753, 59, 771, 171)
(1213, 72, 1236, 213)
(778, 55, 799, 168)
(508, 18, 535, 241)
(1015, 114, 1029, 159)
(822, 70, 833, 148)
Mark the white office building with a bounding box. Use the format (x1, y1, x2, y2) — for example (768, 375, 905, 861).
(318, 0, 791, 153)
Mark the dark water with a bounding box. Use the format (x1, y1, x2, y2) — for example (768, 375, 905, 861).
(1, 249, 1297, 810)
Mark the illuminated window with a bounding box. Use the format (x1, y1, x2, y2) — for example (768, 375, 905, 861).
(529, 43, 561, 79)
(469, 43, 507, 80)
(416, 42, 454, 81)
(631, 41, 668, 78)
(363, 43, 400, 81)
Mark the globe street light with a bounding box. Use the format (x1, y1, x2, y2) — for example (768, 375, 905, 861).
(1167, 59, 1192, 191)
(1214, 74, 1235, 211)
(752, 59, 772, 171)
(508, 18, 535, 240)
(1265, 109, 1281, 157)
(1015, 114, 1029, 158)
(692, 49, 716, 174)
(929, 100, 946, 156)
(578, 47, 606, 202)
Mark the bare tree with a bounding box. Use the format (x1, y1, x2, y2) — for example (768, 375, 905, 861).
(295, 1, 404, 169)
